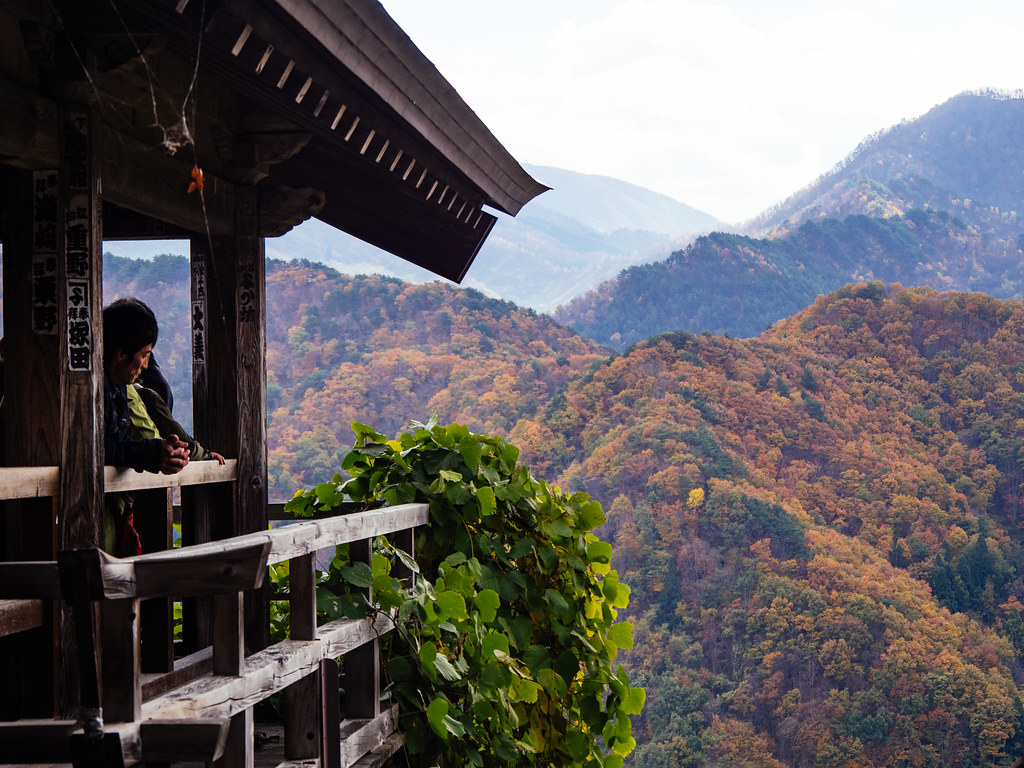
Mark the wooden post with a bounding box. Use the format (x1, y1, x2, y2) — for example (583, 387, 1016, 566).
(213, 707, 253, 768)
(344, 538, 380, 719)
(137, 488, 174, 672)
(195, 186, 269, 655)
(57, 106, 104, 719)
(212, 591, 245, 677)
(99, 599, 140, 723)
(182, 245, 237, 653)
(0, 165, 61, 718)
(284, 552, 319, 760)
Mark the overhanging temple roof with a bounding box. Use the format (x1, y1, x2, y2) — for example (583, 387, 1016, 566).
(46, 0, 550, 281)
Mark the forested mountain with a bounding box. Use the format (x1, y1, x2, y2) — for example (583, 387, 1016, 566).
(529, 284, 1024, 767)
(555, 91, 1024, 347)
(57, 255, 1024, 765)
(261, 260, 606, 496)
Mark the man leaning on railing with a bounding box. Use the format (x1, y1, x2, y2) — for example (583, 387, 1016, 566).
(102, 297, 190, 555)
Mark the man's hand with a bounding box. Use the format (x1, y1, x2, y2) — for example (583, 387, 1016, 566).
(159, 435, 190, 474)
(210, 451, 226, 465)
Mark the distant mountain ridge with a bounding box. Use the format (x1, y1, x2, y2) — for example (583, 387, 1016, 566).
(557, 91, 1024, 347)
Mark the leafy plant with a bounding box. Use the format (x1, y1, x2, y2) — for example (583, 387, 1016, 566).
(285, 419, 643, 768)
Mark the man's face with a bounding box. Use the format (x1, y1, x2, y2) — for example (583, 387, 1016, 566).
(108, 343, 152, 385)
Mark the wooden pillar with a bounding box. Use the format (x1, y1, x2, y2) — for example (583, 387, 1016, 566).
(193, 186, 268, 654)
(56, 107, 104, 719)
(0, 165, 61, 717)
(344, 538, 380, 719)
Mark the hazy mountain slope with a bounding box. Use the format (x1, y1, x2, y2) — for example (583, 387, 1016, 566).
(527, 284, 1024, 768)
(557, 92, 1024, 347)
(264, 166, 719, 312)
(749, 90, 1024, 236)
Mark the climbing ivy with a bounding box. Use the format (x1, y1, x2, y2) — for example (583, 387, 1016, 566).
(285, 419, 643, 768)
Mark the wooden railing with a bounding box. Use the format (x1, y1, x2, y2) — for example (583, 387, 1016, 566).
(0, 492, 428, 767)
(0, 461, 239, 645)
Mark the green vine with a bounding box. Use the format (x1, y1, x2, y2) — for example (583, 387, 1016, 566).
(284, 419, 643, 768)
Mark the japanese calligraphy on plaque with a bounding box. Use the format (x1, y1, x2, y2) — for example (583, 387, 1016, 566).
(191, 260, 207, 364)
(32, 170, 59, 334)
(64, 113, 92, 371)
(238, 262, 258, 324)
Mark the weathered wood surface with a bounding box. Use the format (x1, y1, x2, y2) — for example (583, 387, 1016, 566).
(139, 718, 231, 762)
(141, 646, 214, 700)
(143, 612, 394, 720)
(346, 732, 404, 768)
(0, 719, 77, 762)
(0, 460, 236, 502)
(0, 466, 60, 500)
(338, 707, 398, 768)
(0, 505, 424, 599)
(99, 598, 141, 723)
(104, 458, 238, 493)
(284, 673, 320, 760)
(0, 599, 44, 636)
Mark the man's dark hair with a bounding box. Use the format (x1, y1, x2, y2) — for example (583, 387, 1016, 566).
(103, 297, 158, 366)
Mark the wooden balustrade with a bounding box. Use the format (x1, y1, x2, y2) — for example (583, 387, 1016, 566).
(0, 500, 428, 768)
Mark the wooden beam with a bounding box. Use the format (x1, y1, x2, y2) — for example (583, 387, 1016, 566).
(346, 732, 404, 768)
(104, 458, 237, 493)
(0, 599, 44, 637)
(142, 612, 394, 720)
(98, 124, 234, 237)
(0, 465, 60, 499)
(0, 77, 59, 169)
(139, 718, 231, 762)
(0, 719, 77, 762)
(338, 707, 398, 768)
(141, 646, 213, 700)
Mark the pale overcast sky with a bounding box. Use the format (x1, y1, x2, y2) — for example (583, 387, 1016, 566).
(381, 0, 1024, 224)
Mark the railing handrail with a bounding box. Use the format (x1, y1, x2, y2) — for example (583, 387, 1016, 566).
(0, 502, 429, 599)
(0, 460, 238, 502)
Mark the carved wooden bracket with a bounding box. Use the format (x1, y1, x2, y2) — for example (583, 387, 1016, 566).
(259, 186, 325, 237)
(214, 127, 312, 185)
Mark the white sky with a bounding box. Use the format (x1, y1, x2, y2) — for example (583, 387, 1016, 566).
(381, 0, 1024, 224)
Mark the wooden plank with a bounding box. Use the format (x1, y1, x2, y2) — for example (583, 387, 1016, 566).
(0, 719, 76, 762)
(139, 718, 231, 762)
(143, 613, 394, 720)
(262, 504, 428, 565)
(346, 732, 404, 768)
(0, 599, 44, 636)
(0, 466, 60, 500)
(100, 599, 141, 723)
(338, 707, 398, 768)
(0, 564, 60, 598)
(141, 646, 214, 700)
(132, 539, 271, 599)
(104, 458, 237, 493)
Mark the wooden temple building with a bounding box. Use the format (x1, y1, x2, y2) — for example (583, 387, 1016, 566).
(0, 0, 546, 765)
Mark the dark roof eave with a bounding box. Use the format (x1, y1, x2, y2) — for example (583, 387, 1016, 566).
(256, 0, 549, 216)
